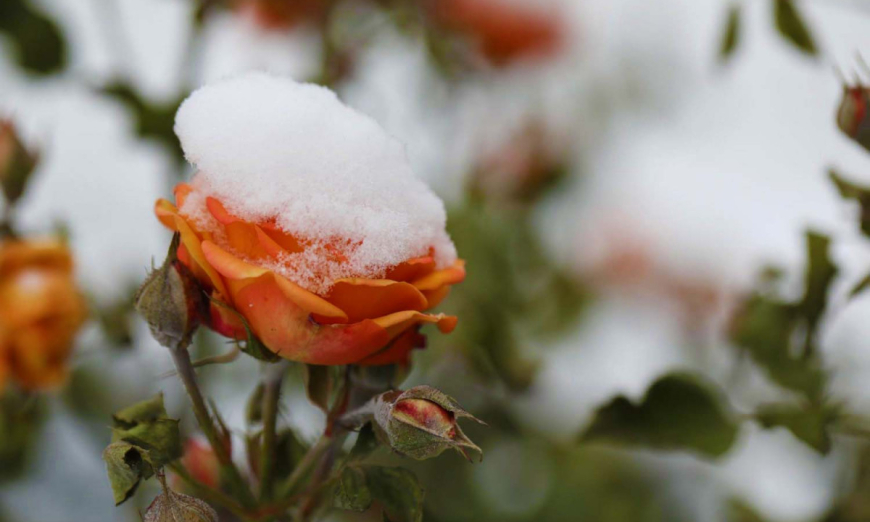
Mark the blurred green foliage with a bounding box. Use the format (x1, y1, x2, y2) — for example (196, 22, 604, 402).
(0, 0, 65, 75)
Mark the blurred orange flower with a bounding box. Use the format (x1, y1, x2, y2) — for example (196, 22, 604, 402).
(428, 0, 564, 66)
(0, 240, 87, 391)
(179, 438, 221, 490)
(154, 183, 464, 366)
(232, 0, 325, 31)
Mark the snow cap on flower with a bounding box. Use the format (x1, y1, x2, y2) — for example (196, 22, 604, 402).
(173, 71, 456, 294)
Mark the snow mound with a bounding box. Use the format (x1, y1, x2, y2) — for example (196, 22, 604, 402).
(174, 72, 456, 294)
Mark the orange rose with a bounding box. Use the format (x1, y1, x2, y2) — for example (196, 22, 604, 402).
(428, 0, 564, 66)
(0, 240, 87, 391)
(154, 182, 464, 366)
(232, 0, 326, 31)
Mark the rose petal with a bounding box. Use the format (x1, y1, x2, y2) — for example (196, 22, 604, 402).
(422, 285, 451, 309)
(202, 241, 347, 322)
(356, 328, 426, 366)
(317, 279, 427, 324)
(0, 241, 73, 277)
(384, 256, 435, 282)
(373, 310, 458, 340)
(410, 259, 466, 291)
(206, 197, 238, 225)
(155, 199, 179, 230)
(174, 183, 193, 208)
(174, 217, 231, 301)
(233, 274, 388, 364)
(225, 222, 269, 260)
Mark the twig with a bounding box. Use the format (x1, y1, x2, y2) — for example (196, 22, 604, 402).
(259, 360, 291, 502)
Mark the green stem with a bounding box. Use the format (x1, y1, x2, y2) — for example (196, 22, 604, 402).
(275, 436, 332, 500)
(168, 463, 252, 520)
(169, 345, 257, 510)
(259, 361, 290, 502)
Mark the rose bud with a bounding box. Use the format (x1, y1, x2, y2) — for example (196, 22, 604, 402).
(836, 83, 870, 153)
(0, 239, 87, 391)
(177, 437, 221, 490)
(372, 385, 484, 461)
(0, 119, 38, 205)
(153, 73, 464, 366)
(135, 235, 208, 351)
(143, 488, 217, 522)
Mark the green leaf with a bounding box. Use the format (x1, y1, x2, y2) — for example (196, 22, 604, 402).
(102, 441, 155, 506)
(0, 0, 66, 75)
(112, 393, 168, 428)
(800, 231, 837, 328)
(349, 422, 380, 461)
(333, 466, 373, 512)
(109, 393, 182, 470)
(773, 0, 817, 56)
(730, 231, 832, 400)
(365, 466, 424, 522)
(100, 82, 184, 163)
(830, 170, 870, 239)
(755, 403, 837, 454)
(304, 364, 331, 413)
(580, 373, 739, 457)
(719, 5, 741, 60)
(729, 500, 769, 522)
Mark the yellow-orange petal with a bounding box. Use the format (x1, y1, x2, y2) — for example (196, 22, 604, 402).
(175, 217, 230, 301)
(174, 183, 193, 208)
(232, 274, 387, 364)
(206, 197, 237, 225)
(155, 199, 179, 230)
(225, 222, 269, 260)
(318, 279, 428, 324)
(357, 328, 426, 367)
(373, 310, 458, 340)
(410, 259, 466, 291)
(202, 241, 347, 322)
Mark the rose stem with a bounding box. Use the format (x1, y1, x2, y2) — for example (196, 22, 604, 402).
(167, 462, 250, 520)
(259, 360, 291, 502)
(170, 345, 258, 510)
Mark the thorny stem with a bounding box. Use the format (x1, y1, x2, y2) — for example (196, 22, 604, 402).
(259, 360, 291, 502)
(169, 345, 258, 510)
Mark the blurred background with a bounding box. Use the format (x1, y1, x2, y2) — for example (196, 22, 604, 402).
(3, 0, 870, 521)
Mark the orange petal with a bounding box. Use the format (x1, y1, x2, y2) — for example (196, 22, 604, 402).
(0, 240, 73, 278)
(202, 241, 347, 322)
(255, 226, 285, 259)
(206, 197, 237, 225)
(260, 227, 304, 254)
(225, 222, 269, 260)
(201, 241, 269, 280)
(357, 328, 426, 366)
(411, 259, 466, 291)
(318, 279, 427, 324)
(373, 310, 458, 340)
(174, 183, 193, 208)
(232, 274, 387, 364)
(155, 199, 179, 230)
(384, 256, 436, 282)
(422, 285, 451, 309)
(175, 217, 230, 301)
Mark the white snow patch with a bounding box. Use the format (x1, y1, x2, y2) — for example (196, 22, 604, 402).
(174, 72, 456, 294)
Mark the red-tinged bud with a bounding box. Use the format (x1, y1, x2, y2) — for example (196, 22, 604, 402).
(180, 438, 221, 490)
(143, 487, 217, 522)
(372, 385, 485, 461)
(135, 234, 208, 350)
(837, 85, 870, 153)
(0, 119, 38, 205)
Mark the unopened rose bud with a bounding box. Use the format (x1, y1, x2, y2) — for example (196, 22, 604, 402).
(837, 84, 870, 153)
(372, 386, 484, 461)
(0, 119, 38, 205)
(136, 235, 207, 350)
(143, 488, 217, 522)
